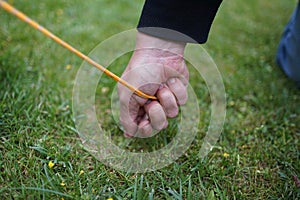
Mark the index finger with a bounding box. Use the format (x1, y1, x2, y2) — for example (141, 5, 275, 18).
(119, 97, 140, 137)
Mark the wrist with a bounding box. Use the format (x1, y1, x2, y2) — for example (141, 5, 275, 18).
(136, 32, 186, 56)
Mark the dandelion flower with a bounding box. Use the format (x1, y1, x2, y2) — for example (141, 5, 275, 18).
(56, 9, 64, 16)
(60, 182, 66, 187)
(66, 64, 72, 70)
(223, 152, 230, 158)
(79, 170, 84, 175)
(107, 198, 113, 200)
(48, 161, 55, 168)
(229, 101, 235, 106)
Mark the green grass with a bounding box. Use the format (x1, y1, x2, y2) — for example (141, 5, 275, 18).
(1, 0, 300, 199)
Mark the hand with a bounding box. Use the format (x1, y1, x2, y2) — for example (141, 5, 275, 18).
(118, 32, 189, 138)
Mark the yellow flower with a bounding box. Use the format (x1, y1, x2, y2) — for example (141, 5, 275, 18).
(56, 9, 64, 16)
(60, 182, 66, 187)
(79, 170, 84, 175)
(223, 152, 230, 158)
(107, 198, 113, 200)
(66, 64, 72, 70)
(48, 161, 55, 168)
(61, 198, 65, 200)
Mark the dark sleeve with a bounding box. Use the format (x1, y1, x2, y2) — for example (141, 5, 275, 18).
(137, 0, 222, 43)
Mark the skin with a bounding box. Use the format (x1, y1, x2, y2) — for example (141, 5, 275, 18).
(118, 32, 189, 138)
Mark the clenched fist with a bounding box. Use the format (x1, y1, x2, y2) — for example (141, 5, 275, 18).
(118, 32, 189, 138)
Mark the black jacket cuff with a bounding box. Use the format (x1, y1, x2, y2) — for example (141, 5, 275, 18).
(137, 0, 222, 44)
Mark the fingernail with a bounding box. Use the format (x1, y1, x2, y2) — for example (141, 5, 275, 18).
(168, 78, 176, 84)
(163, 121, 168, 129)
(124, 133, 133, 138)
(167, 110, 178, 118)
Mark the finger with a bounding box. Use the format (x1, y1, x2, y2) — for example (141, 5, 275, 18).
(119, 95, 139, 137)
(167, 78, 188, 105)
(137, 119, 153, 138)
(157, 87, 179, 118)
(144, 101, 168, 131)
(163, 62, 189, 86)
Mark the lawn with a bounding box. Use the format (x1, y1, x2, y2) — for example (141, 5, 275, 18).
(0, 0, 299, 199)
